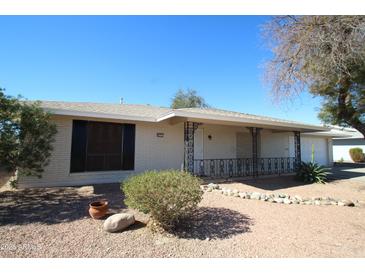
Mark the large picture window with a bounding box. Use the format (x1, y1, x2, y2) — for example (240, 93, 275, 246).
(70, 120, 135, 173)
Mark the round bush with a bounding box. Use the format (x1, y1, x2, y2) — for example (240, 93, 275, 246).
(121, 170, 203, 230)
(349, 147, 364, 163)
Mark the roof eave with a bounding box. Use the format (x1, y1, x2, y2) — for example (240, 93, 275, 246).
(157, 110, 327, 132)
(44, 108, 157, 122)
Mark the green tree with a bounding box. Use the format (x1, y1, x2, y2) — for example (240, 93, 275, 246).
(0, 88, 57, 184)
(263, 16, 365, 137)
(170, 89, 209, 109)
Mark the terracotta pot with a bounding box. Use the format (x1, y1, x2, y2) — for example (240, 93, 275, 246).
(88, 200, 109, 219)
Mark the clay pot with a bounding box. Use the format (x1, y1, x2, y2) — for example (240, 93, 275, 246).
(88, 200, 109, 219)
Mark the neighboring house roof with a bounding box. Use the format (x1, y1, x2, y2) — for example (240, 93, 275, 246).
(327, 126, 364, 139)
(36, 100, 329, 132)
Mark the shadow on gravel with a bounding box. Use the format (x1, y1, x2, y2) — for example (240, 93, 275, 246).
(227, 176, 311, 191)
(171, 207, 253, 240)
(0, 183, 125, 226)
(327, 165, 365, 181)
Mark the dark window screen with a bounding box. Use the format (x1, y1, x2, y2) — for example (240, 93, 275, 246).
(70, 120, 135, 172)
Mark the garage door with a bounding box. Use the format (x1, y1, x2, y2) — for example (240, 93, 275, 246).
(301, 137, 329, 166)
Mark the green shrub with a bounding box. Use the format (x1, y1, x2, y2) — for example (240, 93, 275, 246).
(121, 170, 203, 230)
(296, 161, 329, 184)
(349, 147, 365, 163)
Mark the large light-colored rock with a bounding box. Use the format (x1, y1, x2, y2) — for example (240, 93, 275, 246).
(103, 213, 135, 233)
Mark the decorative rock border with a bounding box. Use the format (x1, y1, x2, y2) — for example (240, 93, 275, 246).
(201, 183, 357, 207)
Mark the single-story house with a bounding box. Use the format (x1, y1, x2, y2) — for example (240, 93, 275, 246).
(331, 126, 365, 162)
(18, 101, 339, 187)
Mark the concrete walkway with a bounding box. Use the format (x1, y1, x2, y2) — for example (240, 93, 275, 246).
(328, 165, 365, 182)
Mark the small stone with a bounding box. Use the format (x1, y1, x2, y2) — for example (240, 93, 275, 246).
(292, 200, 300, 204)
(304, 200, 313, 205)
(314, 200, 321, 206)
(283, 198, 292, 204)
(238, 192, 246, 198)
(321, 200, 331, 206)
(260, 194, 268, 201)
(251, 192, 261, 200)
(103, 213, 135, 233)
(330, 201, 338, 205)
(206, 188, 213, 192)
(208, 183, 219, 190)
(278, 193, 286, 198)
(294, 195, 303, 202)
(232, 189, 239, 197)
(274, 198, 284, 204)
(268, 198, 275, 203)
(342, 200, 355, 207)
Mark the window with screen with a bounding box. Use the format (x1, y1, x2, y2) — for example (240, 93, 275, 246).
(70, 120, 135, 173)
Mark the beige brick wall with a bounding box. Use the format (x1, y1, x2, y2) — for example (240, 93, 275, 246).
(17, 116, 333, 187)
(18, 115, 184, 187)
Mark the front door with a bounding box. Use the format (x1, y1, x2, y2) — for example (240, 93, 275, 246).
(194, 128, 204, 160)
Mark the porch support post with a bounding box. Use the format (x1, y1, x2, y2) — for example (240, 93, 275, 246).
(184, 121, 199, 173)
(249, 127, 261, 177)
(294, 131, 301, 170)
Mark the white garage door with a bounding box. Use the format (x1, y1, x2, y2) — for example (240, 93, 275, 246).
(301, 137, 329, 166)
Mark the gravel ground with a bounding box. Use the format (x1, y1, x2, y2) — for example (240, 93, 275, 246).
(1, 177, 365, 258)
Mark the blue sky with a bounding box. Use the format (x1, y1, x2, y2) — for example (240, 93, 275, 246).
(0, 16, 321, 124)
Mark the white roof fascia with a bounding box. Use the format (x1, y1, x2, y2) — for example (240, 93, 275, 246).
(302, 131, 353, 138)
(44, 108, 157, 122)
(157, 109, 327, 131)
(156, 111, 176, 122)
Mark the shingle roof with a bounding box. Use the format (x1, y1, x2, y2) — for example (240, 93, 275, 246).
(38, 100, 170, 121)
(175, 107, 318, 127)
(35, 100, 327, 131)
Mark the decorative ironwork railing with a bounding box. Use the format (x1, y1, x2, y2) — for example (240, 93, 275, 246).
(257, 157, 296, 176)
(193, 157, 296, 178)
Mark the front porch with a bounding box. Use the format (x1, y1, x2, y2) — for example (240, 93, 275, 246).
(193, 157, 297, 178)
(183, 121, 302, 179)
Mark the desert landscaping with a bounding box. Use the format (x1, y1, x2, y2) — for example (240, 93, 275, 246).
(1, 167, 365, 258)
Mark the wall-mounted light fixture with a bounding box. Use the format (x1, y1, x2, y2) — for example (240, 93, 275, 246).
(156, 132, 164, 138)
